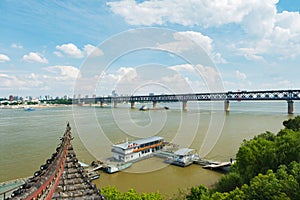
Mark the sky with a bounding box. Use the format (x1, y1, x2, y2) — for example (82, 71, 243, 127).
(1, 0, 300, 98)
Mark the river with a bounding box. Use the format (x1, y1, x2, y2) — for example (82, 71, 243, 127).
(0, 101, 298, 197)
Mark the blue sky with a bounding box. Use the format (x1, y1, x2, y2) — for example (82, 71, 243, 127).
(0, 0, 300, 98)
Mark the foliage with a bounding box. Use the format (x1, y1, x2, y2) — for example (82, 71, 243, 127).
(186, 185, 210, 200)
(27, 101, 38, 105)
(283, 116, 300, 131)
(235, 132, 277, 183)
(242, 170, 289, 200)
(213, 172, 242, 193)
(43, 99, 73, 104)
(101, 186, 164, 200)
(210, 116, 300, 199)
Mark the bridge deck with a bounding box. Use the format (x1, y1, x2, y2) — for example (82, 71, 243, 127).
(72, 89, 300, 104)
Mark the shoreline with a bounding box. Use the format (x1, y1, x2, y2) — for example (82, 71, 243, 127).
(0, 104, 73, 109)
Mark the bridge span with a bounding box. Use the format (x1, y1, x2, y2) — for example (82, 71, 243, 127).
(73, 89, 300, 114)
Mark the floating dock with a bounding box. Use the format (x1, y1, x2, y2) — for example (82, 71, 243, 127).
(202, 162, 232, 169)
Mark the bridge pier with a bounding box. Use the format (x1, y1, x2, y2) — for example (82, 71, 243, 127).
(224, 100, 230, 112)
(182, 100, 187, 111)
(287, 100, 294, 114)
(130, 101, 135, 109)
(100, 102, 104, 107)
(113, 101, 118, 108)
(153, 101, 157, 109)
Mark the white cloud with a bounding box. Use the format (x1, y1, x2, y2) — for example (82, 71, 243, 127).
(235, 70, 247, 80)
(169, 64, 195, 72)
(169, 63, 223, 91)
(22, 52, 48, 63)
(55, 43, 103, 58)
(276, 11, 300, 36)
(11, 43, 23, 49)
(108, 0, 300, 60)
(241, 1, 277, 38)
(116, 67, 137, 82)
(83, 44, 104, 57)
(56, 43, 83, 58)
(238, 48, 265, 61)
(0, 73, 43, 92)
(157, 31, 226, 63)
(177, 31, 213, 54)
(44, 65, 80, 79)
(0, 73, 9, 78)
(107, 0, 278, 28)
(169, 64, 220, 82)
(53, 51, 63, 57)
(0, 54, 10, 63)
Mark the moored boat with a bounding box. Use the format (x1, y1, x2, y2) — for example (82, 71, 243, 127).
(23, 107, 35, 111)
(106, 162, 133, 174)
(167, 148, 200, 167)
(112, 136, 164, 162)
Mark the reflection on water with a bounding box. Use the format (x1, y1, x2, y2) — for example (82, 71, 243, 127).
(0, 101, 298, 195)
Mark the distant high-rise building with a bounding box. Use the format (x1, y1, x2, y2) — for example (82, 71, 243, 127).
(9, 95, 14, 101)
(112, 90, 117, 97)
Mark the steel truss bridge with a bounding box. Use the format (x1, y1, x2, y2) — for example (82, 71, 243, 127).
(73, 89, 300, 114)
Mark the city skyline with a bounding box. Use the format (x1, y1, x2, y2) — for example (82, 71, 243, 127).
(1, 0, 300, 97)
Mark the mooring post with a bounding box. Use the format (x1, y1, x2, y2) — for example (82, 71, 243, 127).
(113, 101, 118, 108)
(224, 100, 230, 112)
(130, 101, 135, 109)
(287, 100, 294, 114)
(153, 101, 157, 108)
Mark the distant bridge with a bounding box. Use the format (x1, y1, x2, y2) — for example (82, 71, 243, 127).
(73, 89, 300, 114)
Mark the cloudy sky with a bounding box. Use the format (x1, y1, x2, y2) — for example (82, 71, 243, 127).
(1, 0, 300, 98)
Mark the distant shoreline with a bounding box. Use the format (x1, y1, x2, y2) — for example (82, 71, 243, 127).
(0, 104, 73, 109)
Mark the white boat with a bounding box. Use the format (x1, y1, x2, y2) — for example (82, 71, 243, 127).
(167, 148, 200, 167)
(86, 171, 100, 181)
(111, 136, 164, 162)
(106, 162, 133, 174)
(139, 105, 149, 111)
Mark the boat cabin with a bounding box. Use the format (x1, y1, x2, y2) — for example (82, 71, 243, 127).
(112, 136, 164, 162)
(171, 148, 200, 167)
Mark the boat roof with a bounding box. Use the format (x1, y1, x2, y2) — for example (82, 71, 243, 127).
(174, 148, 195, 156)
(113, 136, 164, 149)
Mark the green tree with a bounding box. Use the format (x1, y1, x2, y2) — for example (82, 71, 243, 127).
(289, 161, 300, 184)
(186, 185, 210, 200)
(283, 116, 300, 131)
(243, 170, 289, 200)
(213, 172, 242, 193)
(235, 134, 277, 183)
(101, 186, 121, 200)
(276, 165, 300, 200)
(141, 192, 164, 200)
(276, 129, 300, 165)
(121, 189, 142, 200)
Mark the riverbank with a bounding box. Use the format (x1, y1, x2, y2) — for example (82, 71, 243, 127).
(0, 104, 72, 109)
